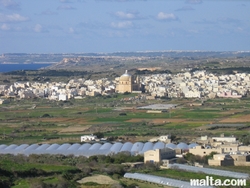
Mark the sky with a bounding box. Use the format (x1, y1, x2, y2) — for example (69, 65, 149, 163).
(0, 0, 249, 53)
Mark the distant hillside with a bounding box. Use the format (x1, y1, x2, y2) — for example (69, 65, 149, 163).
(45, 51, 250, 74)
(46, 56, 157, 72)
(1, 51, 250, 74)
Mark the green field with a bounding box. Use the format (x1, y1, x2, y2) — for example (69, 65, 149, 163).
(1, 95, 250, 144)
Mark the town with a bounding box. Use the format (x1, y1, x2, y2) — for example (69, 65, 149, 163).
(1, 68, 250, 187)
(0, 70, 248, 103)
(1, 0, 250, 186)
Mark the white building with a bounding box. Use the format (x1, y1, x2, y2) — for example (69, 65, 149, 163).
(81, 135, 97, 142)
(212, 136, 236, 143)
(158, 135, 171, 143)
(59, 94, 68, 101)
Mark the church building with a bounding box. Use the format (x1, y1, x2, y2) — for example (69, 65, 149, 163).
(116, 70, 140, 93)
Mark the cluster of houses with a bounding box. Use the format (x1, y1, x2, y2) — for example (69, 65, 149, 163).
(0, 78, 116, 101)
(79, 133, 250, 167)
(140, 70, 250, 98)
(0, 70, 250, 101)
(144, 133, 250, 167)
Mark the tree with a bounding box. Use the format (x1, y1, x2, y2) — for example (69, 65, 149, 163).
(127, 183, 139, 188)
(94, 132, 104, 139)
(176, 157, 186, 164)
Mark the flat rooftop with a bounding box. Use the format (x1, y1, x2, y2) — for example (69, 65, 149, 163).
(137, 104, 177, 110)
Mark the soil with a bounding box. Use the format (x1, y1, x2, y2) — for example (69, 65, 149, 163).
(77, 175, 118, 185)
(126, 118, 187, 124)
(220, 114, 250, 123)
(59, 125, 92, 133)
(37, 117, 92, 124)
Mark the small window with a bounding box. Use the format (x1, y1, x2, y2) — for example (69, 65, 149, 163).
(203, 152, 206, 154)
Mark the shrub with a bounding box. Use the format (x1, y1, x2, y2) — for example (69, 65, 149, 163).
(119, 113, 127, 116)
(40, 114, 51, 118)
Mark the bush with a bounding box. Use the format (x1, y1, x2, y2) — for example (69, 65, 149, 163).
(127, 183, 138, 188)
(3, 79, 10, 83)
(176, 157, 186, 164)
(94, 132, 104, 139)
(83, 182, 99, 186)
(119, 113, 127, 116)
(40, 114, 51, 118)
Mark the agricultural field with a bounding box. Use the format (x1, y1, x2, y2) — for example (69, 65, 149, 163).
(1, 151, 250, 188)
(1, 82, 250, 188)
(1, 94, 250, 145)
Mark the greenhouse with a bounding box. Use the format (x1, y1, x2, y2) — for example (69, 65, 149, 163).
(0, 142, 199, 157)
(124, 173, 214, 188)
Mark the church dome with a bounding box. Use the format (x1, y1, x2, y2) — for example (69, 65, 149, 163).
(120, 70, 131, 81)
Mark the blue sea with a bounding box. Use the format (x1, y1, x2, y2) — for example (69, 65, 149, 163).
(0, 64, 52, 73)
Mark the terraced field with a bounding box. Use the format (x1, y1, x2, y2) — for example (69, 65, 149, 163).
(1, 96, 250, 144)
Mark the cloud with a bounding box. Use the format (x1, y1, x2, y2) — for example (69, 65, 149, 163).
(40, 10, 58, 15)
(0, 0, 20, 10)
(112, 11, 144, 20)
(34, 24, 42, 32)
(96, 0, 142, 2)
(57, 5, 76, 10)
(218, 17, 241, 24)
(185, 0, 202, 4)
(0, 23, 22, 31)
(110, 21, 133, 29)
(156, 12, 178, 21)
(33, 24, 48, 33)
(236, 27, 243, 32)
(196, 18, 240, 26)
(60, 0, 73, 3)
(48, 25, 63, 30)
(114, 11, 136, 19)
(0, 13, 29, 23)
(68, 27, 74, 33)
(188, 29, 199, 34)
(175, 6, 194, 11)
(1, 23, 10, 30)
(193, 19, 216, 25)
(77, 21, 107, 29)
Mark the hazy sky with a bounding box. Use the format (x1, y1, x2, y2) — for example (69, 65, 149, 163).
(0, 0, 249, 53)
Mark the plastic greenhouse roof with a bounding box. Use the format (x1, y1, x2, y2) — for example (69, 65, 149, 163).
(120, 142, 133, 152)
(168, 164, 249, 179)
(166, 143, 177, 149)
(140, 142, 154, 154)
(177, 142, 189, 149)
(153, 141, 165, 150)
(124, 173, 214, 188)
(188, 143, 199, 149)
(0, 142, 204, 157)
